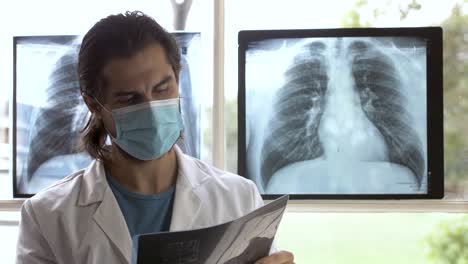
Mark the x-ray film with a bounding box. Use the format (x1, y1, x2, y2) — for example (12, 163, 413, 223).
(13, 33, 202, 197)
(238, 28, 444, 199)
(134, 195, 288, 264)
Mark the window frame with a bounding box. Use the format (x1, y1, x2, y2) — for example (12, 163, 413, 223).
(1, 0, 468, 216)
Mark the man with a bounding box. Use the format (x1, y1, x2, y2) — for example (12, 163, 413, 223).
(16, 11, 294, 264)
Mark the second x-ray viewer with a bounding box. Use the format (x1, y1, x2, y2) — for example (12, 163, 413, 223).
(245, 37, 427, 194)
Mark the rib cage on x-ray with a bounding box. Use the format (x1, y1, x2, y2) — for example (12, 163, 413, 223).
(23, 34, 201, 189)
(260, 41, 328, 188)
(349, 41, 425, 185)
(26, 43, 87, 181)
(259, 38, 425, 190)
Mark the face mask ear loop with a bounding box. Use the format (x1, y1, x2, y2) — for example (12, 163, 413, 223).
(178, 95, 182, 113)
(92, 97, 118, 141)
(176, 95, 185, 139)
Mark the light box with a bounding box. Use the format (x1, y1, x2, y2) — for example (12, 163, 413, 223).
(238, 27, 443, 199)
(13, 33, 201, 197)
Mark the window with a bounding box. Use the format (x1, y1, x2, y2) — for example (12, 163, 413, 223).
(224, 0, 468, 199)
(0, 1, 467, 263)
(0, 0, 214, 199)
(223, 2, 468, 261)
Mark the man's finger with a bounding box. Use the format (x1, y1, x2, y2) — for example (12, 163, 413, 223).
(255, 250, 294, 264)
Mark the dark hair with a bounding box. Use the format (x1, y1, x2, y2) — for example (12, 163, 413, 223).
(78, 11, 181, 161)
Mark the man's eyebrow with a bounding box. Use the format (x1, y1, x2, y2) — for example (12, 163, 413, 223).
(112, 75, 173, 97)
(152, 75, 172, 89)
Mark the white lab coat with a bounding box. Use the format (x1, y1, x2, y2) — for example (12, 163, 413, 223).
(16, 146, 267, 264)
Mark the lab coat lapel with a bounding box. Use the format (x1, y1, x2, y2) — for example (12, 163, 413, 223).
(80, 148, 203, 261)
(169, 182, 202, 231)
(93, 187, 132, 263)
(169, 146, 203, 231)
(79, 160, 132, 263)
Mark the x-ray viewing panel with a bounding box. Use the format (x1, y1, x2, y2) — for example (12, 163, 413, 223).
(238, 28, 443, 199)
(13, 33, 202, 198)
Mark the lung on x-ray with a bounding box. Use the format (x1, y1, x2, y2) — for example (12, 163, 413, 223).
(238, 28, 444, 199)
(13, 33, 201, 197)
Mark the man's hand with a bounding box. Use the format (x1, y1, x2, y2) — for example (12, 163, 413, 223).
(255, 250, 295, 264)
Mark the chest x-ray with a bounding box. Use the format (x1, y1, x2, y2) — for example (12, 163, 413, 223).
(14, 33, 201, 197)
(242, 35, 433, 196)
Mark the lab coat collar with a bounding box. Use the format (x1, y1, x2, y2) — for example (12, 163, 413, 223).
(77, 159, 106, 206)
(77, 145, 204, 209)
(76, 145, 204, 262)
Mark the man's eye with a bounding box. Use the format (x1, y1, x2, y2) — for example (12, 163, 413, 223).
(118, 96, 138, 104)
(155, 85, 169, 93)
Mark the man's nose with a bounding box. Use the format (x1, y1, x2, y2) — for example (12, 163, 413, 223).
(141, 92, 154, 103)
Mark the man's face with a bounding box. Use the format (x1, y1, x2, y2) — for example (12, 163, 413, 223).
(97, 43, 179, 138)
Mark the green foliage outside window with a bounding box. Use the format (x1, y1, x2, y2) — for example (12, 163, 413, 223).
(424, 215, 468, 264)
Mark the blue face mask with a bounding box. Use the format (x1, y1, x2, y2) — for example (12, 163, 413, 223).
(98, 98, 184, 160)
